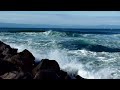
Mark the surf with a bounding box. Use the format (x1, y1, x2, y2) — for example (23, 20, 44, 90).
(0, 30, 120, 79)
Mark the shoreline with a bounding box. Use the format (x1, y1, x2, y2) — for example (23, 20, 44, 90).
(0, 40, 84, 79)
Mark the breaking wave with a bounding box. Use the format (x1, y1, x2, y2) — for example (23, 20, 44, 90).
(0, 30, 120, 79)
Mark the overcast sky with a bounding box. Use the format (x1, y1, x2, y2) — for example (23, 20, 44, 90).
(0, 11, 120, 26)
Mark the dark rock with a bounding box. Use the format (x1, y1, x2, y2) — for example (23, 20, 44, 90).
(0, 41, 18, 56)
(76, 75, 84, 79)
(5, 49, 35, 72)
(5, 54, 23, 66)
(0, 71, 18, 79)
(58, 70, 71, 80)
(19, 49, 35, 61)
(58, 70, 67, 79)
(0, 54, 5, 59)
(0, 77, 3, 79)
(65, 75, 71, 79)
(0, 60, 19, 75)
(18, 72, 33, 79)
(32, 59, 60, 76)
(34, 70, 60, 80)
(0, 42, 10, 53)
(34, 61, 40, 67)
(10, 48, 18, 55)
(2, 48, 10, 55)
(32, 59, 61, 80)
(18, 49, 35, 72)
(0, 71, 24, 79)
(2, 48, 18, 56)
(14, 71, 25, 79)
(0, 71, 33, 79)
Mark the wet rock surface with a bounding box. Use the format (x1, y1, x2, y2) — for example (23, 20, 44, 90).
(0, 41, 83, 79)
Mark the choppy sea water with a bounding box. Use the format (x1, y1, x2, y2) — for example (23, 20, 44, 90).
(1, 30, 120, 79)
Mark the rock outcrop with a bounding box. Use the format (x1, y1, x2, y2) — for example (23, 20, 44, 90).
(32, 59, 60, 75)
(0, 41, 83, 79)
(32, 59, 60, 79)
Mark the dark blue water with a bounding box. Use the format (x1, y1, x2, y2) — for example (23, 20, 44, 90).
(0, 28, 120, 34)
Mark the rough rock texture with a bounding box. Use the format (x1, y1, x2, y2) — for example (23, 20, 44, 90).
(33, 70, 60, 80)
(0, 71, 23, 79)
(4, 49, 35, 72)
(32, 59, 61, 79)
(32, 59, 60, 75)
(0, 41, 18, 56)
(0, 41, 83, 79)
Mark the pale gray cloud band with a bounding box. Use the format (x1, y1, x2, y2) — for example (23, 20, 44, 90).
(0, 11, 120, 26)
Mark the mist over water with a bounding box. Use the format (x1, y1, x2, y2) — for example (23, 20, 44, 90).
(1, 30, 120, 79)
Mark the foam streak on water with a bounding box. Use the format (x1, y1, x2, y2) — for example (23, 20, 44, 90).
(0, 30, 120, 79)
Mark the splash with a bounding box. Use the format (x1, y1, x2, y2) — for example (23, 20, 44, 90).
(0, 30, 120, 79)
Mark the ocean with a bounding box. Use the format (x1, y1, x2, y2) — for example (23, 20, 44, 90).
(1, 28, 120, 79)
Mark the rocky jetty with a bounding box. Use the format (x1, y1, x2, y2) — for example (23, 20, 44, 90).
(0, 41, 84, 79)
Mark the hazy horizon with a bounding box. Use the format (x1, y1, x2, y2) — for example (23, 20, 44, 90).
(0, 11, 120, 28)
(1, 22, 120, 29)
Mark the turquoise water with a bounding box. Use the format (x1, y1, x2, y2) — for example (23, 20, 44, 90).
(1, 30, 120, 79)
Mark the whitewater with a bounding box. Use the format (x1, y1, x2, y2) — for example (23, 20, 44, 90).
(1, 30, 120, 79)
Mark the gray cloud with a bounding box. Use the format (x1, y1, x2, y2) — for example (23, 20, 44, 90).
(0, 11, 120, 26)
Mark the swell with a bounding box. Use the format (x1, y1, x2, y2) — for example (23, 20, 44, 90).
(0, 30, 120, 79)
(59, 40, 120, 52)
(0, 28, 120, 34)
(1, 30, 120, 53)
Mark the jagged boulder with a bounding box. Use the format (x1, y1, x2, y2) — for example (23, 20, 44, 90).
(0, 41, 18, 56)
(4, 49, 35, 72)
(18, 49, 35, 72)
(32, 59, 60, 79)
(32, 59, 60, 76)
(5, 54, 23, 66)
